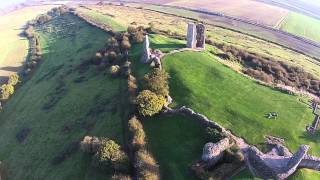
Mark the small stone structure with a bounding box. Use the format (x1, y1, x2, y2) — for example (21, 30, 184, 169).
(142, 35, 151, 64)
(202, 138, 231, 166)
(306, 102, 319, 134)
(187, 23, 205, 49)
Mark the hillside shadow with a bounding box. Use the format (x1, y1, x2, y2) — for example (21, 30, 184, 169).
(0, 66, 21, 72)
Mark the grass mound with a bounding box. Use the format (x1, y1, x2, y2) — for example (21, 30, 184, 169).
(0, 13, 128, 180)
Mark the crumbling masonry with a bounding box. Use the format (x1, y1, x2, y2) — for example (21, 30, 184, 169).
(187, 23, 205, 49)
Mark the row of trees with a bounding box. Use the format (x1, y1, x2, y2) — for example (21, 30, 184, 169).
(128, 116, 160, 180)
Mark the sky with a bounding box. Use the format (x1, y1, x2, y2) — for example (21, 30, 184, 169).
(0, 0, 27, 9)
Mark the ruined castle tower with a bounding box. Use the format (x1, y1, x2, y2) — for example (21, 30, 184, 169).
(142, 35, 151, 63)
(187, 23, 205, 49)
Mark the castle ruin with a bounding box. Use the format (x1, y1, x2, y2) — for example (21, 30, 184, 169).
(187, 23, 205, 49)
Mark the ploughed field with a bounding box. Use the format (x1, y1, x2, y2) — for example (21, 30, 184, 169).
(0, 13, 128, 180)
(161, 51, 320, 179)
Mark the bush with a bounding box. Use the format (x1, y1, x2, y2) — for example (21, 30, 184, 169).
(110, 65, 120, 76)
(128, 116, 146, 149)
(136, 90, 166, 117)
(0, 84, 14, 100)
(121, 38, 131, 51)
(135, 149, 160, 180)
(80, 136, 101, 153)
(206, 127, 226, 143)
(8, 74, 19, 86)
(108, 51, 118, 63)
(143, 68, 169, 97)
(94, 139, 129, 172)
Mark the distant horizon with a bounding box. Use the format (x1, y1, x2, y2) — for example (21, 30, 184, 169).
(0, 0, 27, 9)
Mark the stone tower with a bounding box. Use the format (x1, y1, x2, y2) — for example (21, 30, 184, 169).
(186, 23, 205, 49)
(142, 35, 151, 63)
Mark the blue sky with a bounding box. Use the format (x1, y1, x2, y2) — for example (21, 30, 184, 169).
(0, 0, 26, 9)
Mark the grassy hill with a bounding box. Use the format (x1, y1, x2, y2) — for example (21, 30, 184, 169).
(0, 13, 129, 180)
(160, 51, 320, 179)
(280, 12, 320, 43)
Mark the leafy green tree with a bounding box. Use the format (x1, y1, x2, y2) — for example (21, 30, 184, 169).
(94, 139, 129, 172)
(136, 90, 166, 117)
(143, 68, 169, 97)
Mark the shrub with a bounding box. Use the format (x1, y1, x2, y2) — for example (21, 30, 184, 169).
(0, 84, 14, 100)
(25, 25, 34, 38)
(112, 174, 132, 180)
(127, 26, 137, 34)
(108, 51, 118, 63)
(143, 68, 169, 97)
(136, 90, 166, 117)
(108, 37, 119, 50)
(134, 31, 144, 43)
(121, 38, 131, 51)
(8, 74, 19, 86)
(80, 136, 101, 153)
(94, 139, 129, 172)
(206, 127, 226, 143)
(135, 149, 160, 180)
(128, 116, 146, 149)
(110, 65, 120, 76)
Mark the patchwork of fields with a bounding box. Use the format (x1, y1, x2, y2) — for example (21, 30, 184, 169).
(0, 14, 128, 180)
(280, 12, 320, 43)
(0, 5, 55, 84)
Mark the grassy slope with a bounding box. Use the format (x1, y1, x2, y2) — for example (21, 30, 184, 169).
(142, 115, 207, 180)
(281, 12, 320, 42)
(0, 14, 128, 180)
(75, 6, 320, 179)
(162, 51, 320, 179)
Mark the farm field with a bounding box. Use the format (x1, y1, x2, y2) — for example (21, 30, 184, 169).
(124, 3, 320, 63)
(167, 0, 288, 27)
(0, 13, 128, 180)
(280, 12, 320, 43)
(81, 5, 320, 79)
(161, 51, 320, 179)
(0, 5, 55, 84)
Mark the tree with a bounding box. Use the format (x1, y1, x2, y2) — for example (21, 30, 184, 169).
(1, 84, 14, 100)
(135, 149, 160, 180)
(128, 116, 146, 148)
(109, 65, 120, 76)
(143, 68, 169, 97)
(121, 38, 131, 51)
(108, 37, 119, 50)
(136, 90, 166, 117)
(8, 74, 19, 86)
(108, 51, 118, 63)
(94, 139, 129, 171)
(127, 26, 137, 34)
(135, 31, 144, 43)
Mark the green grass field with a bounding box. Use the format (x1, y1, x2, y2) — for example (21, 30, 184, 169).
(0, 14, 129, 180)
(161, 51, 320, 179)
(281, 12, 320, 43)
(142, 115, 207, 180)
